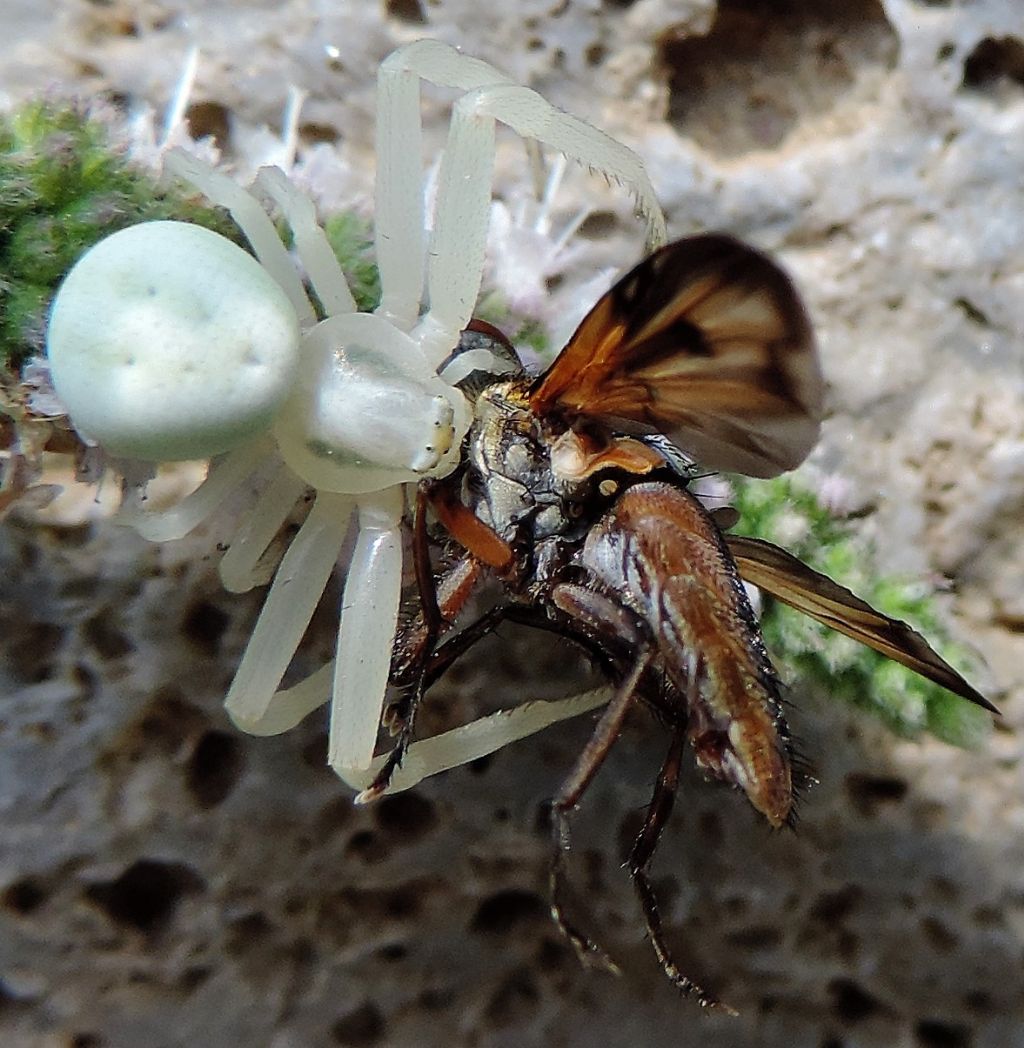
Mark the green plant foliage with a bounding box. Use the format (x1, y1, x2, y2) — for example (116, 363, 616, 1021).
(473, 291, 553, 364)
(0, 100, 239, 373)
(322, 212, 381, 313)
(730, 475, 991, 748)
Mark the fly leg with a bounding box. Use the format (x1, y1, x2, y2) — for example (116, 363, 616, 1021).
(549, 651, 652, 975)
(365, 475, 522, 799)
(362, 488, 483, 801)
(627, 680, 734, 1013)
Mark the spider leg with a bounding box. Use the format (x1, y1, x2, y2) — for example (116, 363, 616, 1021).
(341, 686, 614, 797)
(224, 490, 353, 732)
(550, 650, 653, 976)
(627, 671, 733, 1013)
(218, 463, 307, 593)
(328, 486, 406, 773)
(413, 80, 666, 367)
(345, 592, 642, 798)
(232, 661, 334, 737)
(256, 167, 356, 315)
(360, 494, 488, 801)
(373, 52, 426, 332)
(374, 40, 516, 333)
(225, 515, 484, 749)
(163, 149, 315, 326)
(361, 597, 629, 798)
(117, 436, 274, 542)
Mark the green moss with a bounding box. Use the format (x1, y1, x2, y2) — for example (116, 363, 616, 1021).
(0, 99, 396, 397)
(0, 99, 238, 372)
(322, 212, 381, 313)
(730, 475, 990, 747)
(473, 291, 553, 361)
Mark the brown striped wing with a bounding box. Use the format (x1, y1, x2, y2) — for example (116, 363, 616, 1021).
(726, 534, 997, 713)
(530, 235, 824, 478)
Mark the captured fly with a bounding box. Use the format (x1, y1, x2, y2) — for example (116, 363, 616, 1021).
(367, 234, 995, 1008)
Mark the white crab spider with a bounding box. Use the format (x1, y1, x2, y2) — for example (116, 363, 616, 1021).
(47, 40, 667, 784)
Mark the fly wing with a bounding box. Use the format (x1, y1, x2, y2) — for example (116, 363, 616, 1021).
(529, 235, 823, 478)
(726, 534, 997, 713)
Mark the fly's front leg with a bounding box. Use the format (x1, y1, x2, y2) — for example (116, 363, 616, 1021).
(365, 493, 484, 800)
(372, 601, 516, 800)
(387, 486, 450, 702)
(390, 473, 518, 692)
(364, 477, 518, 800)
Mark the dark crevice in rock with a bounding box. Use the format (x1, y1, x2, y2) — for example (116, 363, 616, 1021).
(84, 859, 205, 933)
(658, 0, 898, 157)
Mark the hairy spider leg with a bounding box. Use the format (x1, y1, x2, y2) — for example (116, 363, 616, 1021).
(415, 80, 668, 367)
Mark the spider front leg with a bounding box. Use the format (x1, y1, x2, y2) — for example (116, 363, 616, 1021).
(415, 81, 667, 366)
(359, 492, 487, 802)
(328, 485, 406, 773)
(342, 685, 614, 798)
(374, 40, 516, 332)
(375, 39, 666, 367)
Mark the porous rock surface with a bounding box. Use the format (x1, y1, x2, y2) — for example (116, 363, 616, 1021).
(3, 2, 1024, 1046)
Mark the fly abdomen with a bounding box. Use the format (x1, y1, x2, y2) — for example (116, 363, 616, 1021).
(580, 481, 793, 827)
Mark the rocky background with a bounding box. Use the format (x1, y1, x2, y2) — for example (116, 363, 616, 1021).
(3, 1, 1024, 1046)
